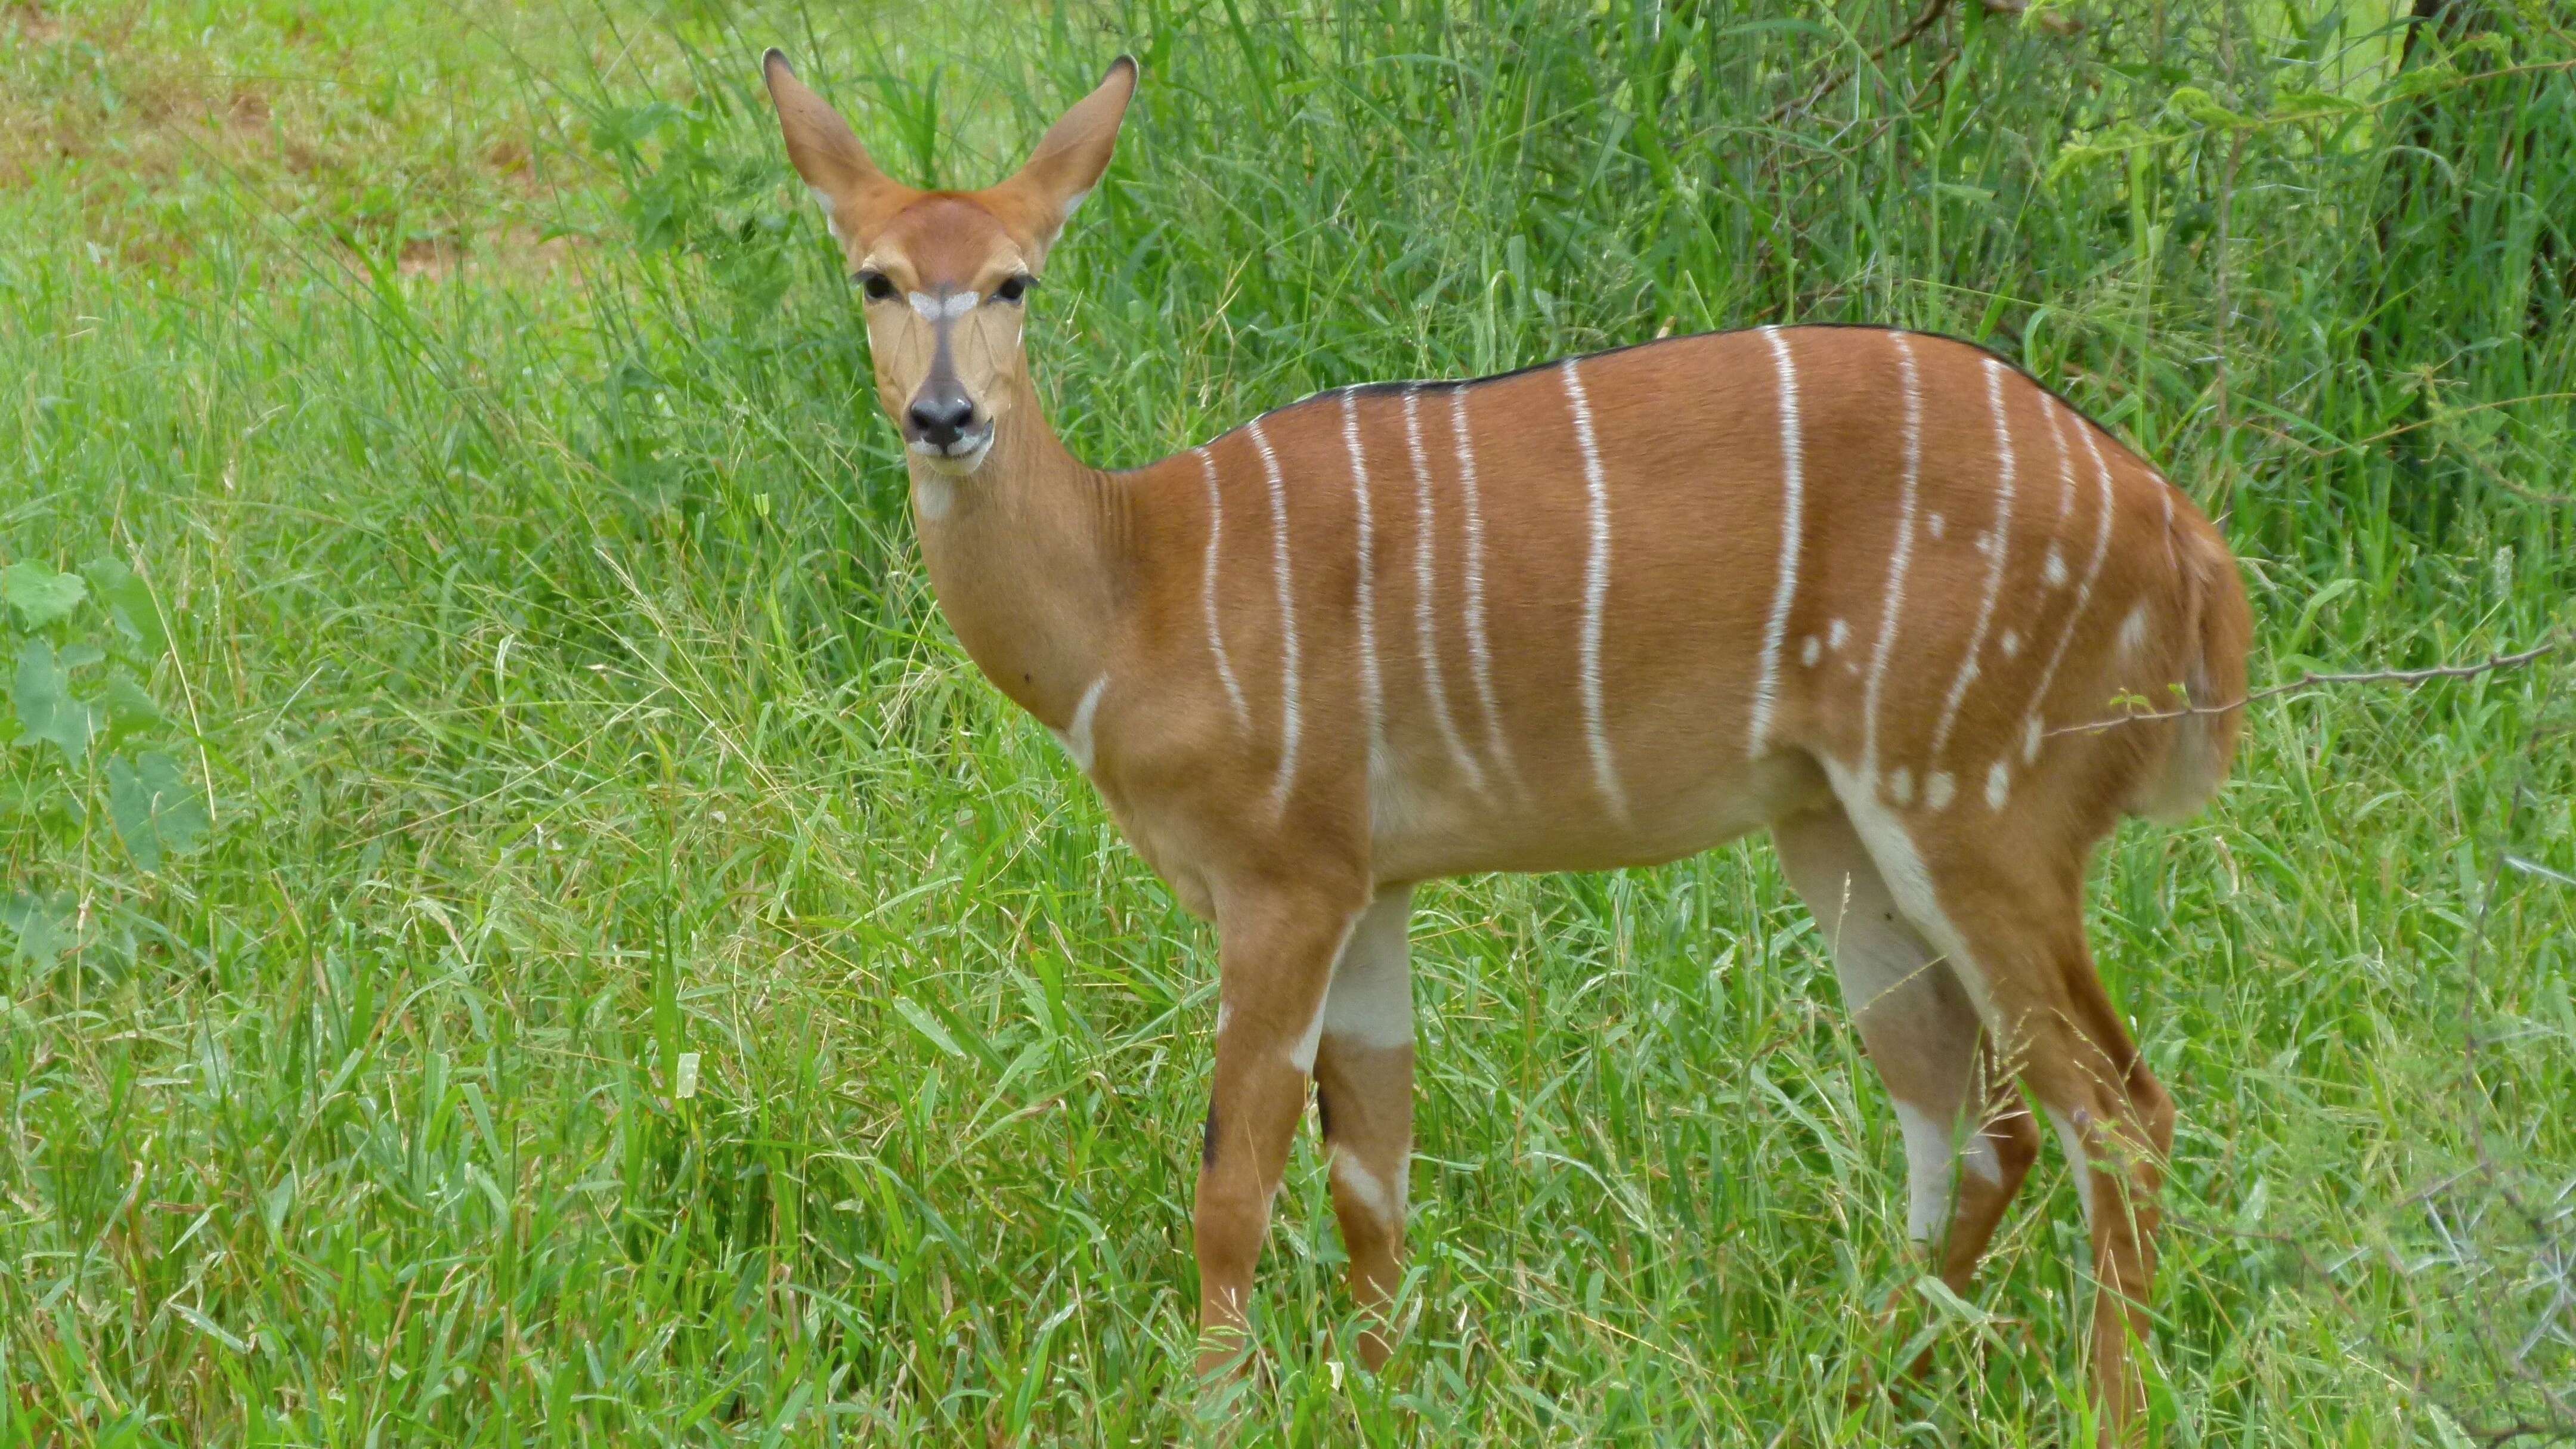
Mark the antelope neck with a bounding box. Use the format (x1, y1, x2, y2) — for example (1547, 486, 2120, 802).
(906, 372, 1129, 734)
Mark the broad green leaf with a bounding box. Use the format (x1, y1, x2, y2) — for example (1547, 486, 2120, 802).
(2, 562, 87, 630)
(58, 642, 104, 670)
(107, 751, 212, 871)
(1, 892, 75, 966)
(103, 673, 165, 742)
(14, 638, 92, 766)
(82, 558, 167, 655)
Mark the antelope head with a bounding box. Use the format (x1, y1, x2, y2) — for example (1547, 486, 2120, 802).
(763, 51, 1135, 478)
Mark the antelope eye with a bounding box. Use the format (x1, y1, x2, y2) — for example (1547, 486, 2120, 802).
(854, 270, 896, 302)
(992, 274, 1032, 304)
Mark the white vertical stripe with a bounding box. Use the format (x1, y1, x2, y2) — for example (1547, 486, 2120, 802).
(1402, 389, 1488, 794)
(1860, 332, 1925, 793)
(2014, 404, 2118, 764)
(1050, 674, 1109, 772)
(1748, 326, 1806, 757)
(2159, 482, 2181, 582)
(1249, 417, 1303, 814)
(1560, 360, 1628, 820)
(2051, 386, 2080, 530)
(1339, 392, 1385, 754)
(1449, 388, 1524, 795)
(1925, 358, 2020, 777)
(1196, 448, 1250, 730)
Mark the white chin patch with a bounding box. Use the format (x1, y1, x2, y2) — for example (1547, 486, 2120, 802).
(909, 426, 994, 477)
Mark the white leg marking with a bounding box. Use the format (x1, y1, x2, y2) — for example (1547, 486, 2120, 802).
(1828, 617, 1850, 652)
(1924, 771, 1956, 811)
(1984, 758, 2011, 810)
(1962, 1128, 2005, 1186)
(1401, 390, 1487, 794)
(1331, 1152, 1400, 1227)
(1249, 418, 1304, 815)
(1927, 360, 2020, 766)
(1561, 361, 1628, 819)
(1821, 759, 1957, 955)
(1321, 890, 1414, 1051)
(1339, 393, 1386, 754)
(1196, 448, 1251, 731)
(1748, 326, 1807, 757)
(1801, 635, 1822, 667)
(1289, 1002, 1327, 1075)
(2050, 1108, 2097, 1229)
(2117, 602, 2149, 655)
(1450, 389, 1523, 795)
(1860, 333, 1927, 797)
(1047, 675, 1109, 772)
(1824, 754, 2002, 1038)
(2014, 405, 2120, 764)
(1893, 1101, 1963, 1243)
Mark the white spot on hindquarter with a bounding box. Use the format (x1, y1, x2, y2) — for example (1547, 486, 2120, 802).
(1560, 361, 1629, 819)
(1339, 393, 1385, 754)
(1450, 389, 1523, 795)
(1400, 390, 1488, 794)
(1049, 676, 1108, 772)
(2000, 628, 2020, 659)
(1885, 766, 1915, 806)
(1196, 449, 1250, 731)
(1861, 333, 1927, 803)
(1749, 326, 1807, 757)
(2014, 404, 2119, 764)
(2044, 549, 2069, 588)
(2117, 603, 2150, 655)
(1928, 361, 2021, 768)
(1925, 771, 1956, 810)
(1928, 512, 1946, 540)
(1801, 635, 1822, 667)
(1248, 418, 1304, 815)
(1828, 618, 1850, 651)
(1984, 758, 2011, 810)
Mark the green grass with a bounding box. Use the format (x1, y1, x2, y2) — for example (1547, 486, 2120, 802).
(3, 0, 2572, 1442)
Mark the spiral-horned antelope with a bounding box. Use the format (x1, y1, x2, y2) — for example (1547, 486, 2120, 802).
(763, 51, 2251, 1441)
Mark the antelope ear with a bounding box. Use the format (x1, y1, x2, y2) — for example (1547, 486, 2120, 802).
(987, 57, 1137, 261)
(763, 50, 906, 239)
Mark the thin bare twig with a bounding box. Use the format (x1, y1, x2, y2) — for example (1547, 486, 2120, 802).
(1767, 0, 1956, 125)
(2046, 631, 2569, 738)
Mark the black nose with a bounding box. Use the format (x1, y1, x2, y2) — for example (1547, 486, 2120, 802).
(906, 386, 977, 448)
